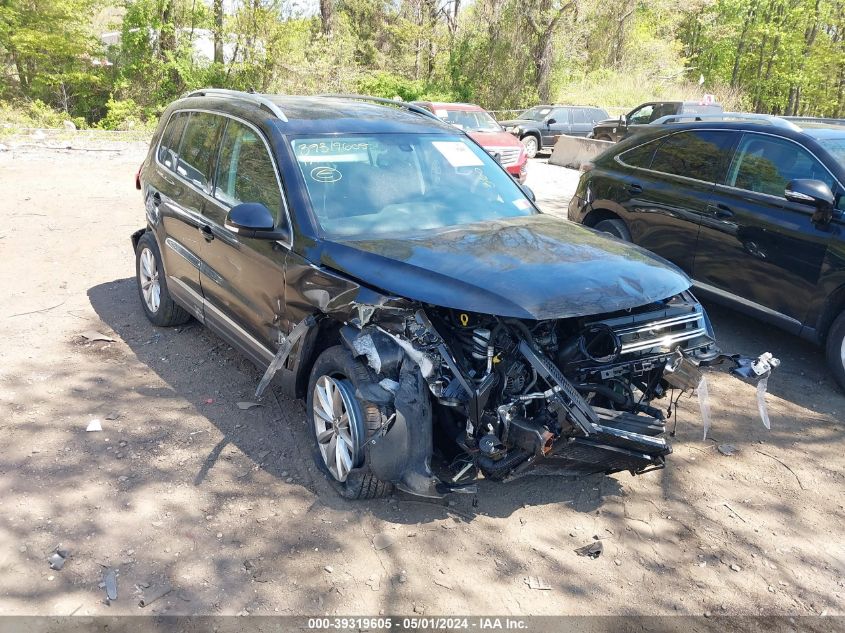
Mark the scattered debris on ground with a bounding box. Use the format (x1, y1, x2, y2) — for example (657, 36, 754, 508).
(525, 576, 552, 590)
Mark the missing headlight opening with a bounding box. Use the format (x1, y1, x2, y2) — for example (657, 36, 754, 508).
(258, 292, 775, 499)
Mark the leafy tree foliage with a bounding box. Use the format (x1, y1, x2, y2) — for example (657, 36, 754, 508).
(1, 0, 843, 125)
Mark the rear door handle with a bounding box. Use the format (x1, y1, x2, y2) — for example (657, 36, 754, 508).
(199, 224, 214, 241)
(626, 183, 643, 195)
(714, 204, 734, 220)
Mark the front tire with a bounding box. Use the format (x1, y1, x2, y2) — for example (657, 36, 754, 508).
(307, 346, 394, 499)
(135, 232, 191, 327)
(594, 218, 632, 241)
(522, 135, 539, 159)
(825, 310, 845, 392)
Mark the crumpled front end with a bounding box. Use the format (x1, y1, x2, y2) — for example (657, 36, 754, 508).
(334, 290, 775, 496)
(257, 290, 776, 497)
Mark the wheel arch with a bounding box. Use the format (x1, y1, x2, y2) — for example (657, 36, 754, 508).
(289, 317, 344, 399)
(522, 130, 541, 143)
(582, 206, 624, 229)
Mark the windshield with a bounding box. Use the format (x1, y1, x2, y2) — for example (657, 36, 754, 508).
(291, 134, 535, 238)
(519, 107, 552, 122)
(436, 109, 501, 132)
(819, 137, 845, 167)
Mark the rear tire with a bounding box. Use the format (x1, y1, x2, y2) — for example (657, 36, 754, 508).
(522, 135, 539, 159)
(825, 310, 845, 392)
(307, 345, 394, 499)
(594, 218, 632, 241)
(135, 232, 191, 327)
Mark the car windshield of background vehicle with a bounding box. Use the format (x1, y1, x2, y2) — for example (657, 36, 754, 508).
(291, 134, 535, 238)
(439, 109, 501, 132)
(520, 107, 552, 121)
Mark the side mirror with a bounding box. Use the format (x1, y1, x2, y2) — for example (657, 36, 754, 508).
(784, 179, 835, 225)
(520, 184, 536, 202)
(546, 118, 556, 126)
(619, 115, 626, 126)
(226, 202, 288, 240)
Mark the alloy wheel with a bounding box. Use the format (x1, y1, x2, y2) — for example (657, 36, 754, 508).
(138, 247, 161, 313)
(312, 375, 362, 482)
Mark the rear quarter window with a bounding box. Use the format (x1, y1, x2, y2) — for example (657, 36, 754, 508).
(157, 112, 188, 171)
(617, 139, 660, 169)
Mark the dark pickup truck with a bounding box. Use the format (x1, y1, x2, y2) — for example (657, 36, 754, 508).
(591, 101, 723, 142)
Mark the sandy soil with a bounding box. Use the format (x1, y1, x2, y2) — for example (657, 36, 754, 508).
(0, 140, 843, 617)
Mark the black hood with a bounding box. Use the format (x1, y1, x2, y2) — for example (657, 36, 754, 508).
(317, 215, 690, 320)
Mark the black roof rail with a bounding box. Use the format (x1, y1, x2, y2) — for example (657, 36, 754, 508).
(184, 88, 288, 122)
(318, 94, 441, 121)
(652, 112, 801, 131)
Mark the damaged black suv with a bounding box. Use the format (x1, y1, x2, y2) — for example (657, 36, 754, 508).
(133, 89, 772, 500)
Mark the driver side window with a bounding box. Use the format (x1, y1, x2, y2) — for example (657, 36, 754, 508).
(628, 105, 654, 125)
(214, 120, 283, 222)
(727, 134, 834, 198)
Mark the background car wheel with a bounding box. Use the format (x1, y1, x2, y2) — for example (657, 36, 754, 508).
(825, 310, 845, 392)
(522, 135, 539, 158)
(135, 232, 191, 327)
(596, 134, 613, 141)
(307, 345, 394, 499)
(594, 218, 632, 241)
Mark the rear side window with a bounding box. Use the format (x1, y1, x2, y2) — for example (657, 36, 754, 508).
(572, 109, 589, 124)
(649, 130, 735, 182)
(727, 133, 834, 197)
(214, 120, 283, 221)
(176, 113, 224, 193)
(157, 112, 188, 171)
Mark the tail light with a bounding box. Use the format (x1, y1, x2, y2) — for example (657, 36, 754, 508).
(135, 163, 143, 190)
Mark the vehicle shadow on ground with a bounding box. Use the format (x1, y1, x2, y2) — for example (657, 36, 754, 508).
(87, 277, 624, 525)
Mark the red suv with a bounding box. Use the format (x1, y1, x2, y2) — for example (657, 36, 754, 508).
(413, 101, 528, 182)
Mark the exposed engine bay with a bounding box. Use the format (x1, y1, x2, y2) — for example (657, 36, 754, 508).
(257, 292, 778, 498)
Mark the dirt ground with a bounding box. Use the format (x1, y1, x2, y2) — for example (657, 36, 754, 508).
(0, 138, 843, 618)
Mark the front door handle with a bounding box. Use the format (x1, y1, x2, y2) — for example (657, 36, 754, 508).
(199, 224, 214, 241)
(626, 183, 643, 195)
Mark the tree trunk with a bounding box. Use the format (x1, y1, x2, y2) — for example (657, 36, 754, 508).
(320, 0, 333, 35)
(611, 3, 635, 68)
(213, 0, 224, 64)
(426, 0, 437, 81)
(731, 0, 758, 87)
(159, 0, 176, 59)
